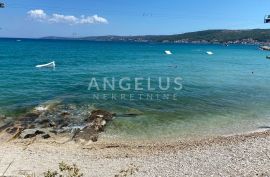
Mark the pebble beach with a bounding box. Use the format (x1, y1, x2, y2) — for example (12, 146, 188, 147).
(0, 130, 270, 177)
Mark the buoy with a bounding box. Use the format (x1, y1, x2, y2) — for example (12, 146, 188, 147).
(206, 51, 214, 55)
(165, 50, 172, 55)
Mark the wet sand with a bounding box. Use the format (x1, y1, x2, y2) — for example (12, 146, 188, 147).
(0, 130, 270, 177)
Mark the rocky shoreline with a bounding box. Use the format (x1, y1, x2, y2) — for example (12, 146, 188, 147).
(0, 102, 137, 144)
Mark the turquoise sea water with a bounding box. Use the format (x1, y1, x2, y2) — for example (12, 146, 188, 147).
(1, 38, 270, 140)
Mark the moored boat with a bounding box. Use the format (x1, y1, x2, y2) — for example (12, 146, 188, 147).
(260, 46, 270, 51)
(36, 61, 56, 68)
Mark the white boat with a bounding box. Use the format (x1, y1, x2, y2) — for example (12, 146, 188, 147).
(165, 50, 172, 55)
(36, 61, 55, 68)
(206, 51, 214, 55)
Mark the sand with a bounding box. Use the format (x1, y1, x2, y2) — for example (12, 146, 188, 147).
(0, 130, 270, 177)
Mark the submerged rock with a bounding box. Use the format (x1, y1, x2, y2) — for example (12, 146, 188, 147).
(2, 106, 118, 143)
(33, 100, 62, 113)
(34, 105, 49, 113)
(87, 110, 115, 122)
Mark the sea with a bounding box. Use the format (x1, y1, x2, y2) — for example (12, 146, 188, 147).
(1, 38, 270, 140)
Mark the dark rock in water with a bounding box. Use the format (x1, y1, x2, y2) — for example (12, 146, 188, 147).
(20, 129, 46, 139)
(74, 110, 115, 143)
(116, 113, 142, 118)
(87, 110, 114, 122)
(2, 108, 117, 143)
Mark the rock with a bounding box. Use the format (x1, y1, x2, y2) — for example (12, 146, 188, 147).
(57, 122, 69, 129)
(19, 112, 40, 124)
(42, 134, 51, 139)
(87, 110, 114, 122)
(20, 129, 46, 139)
(74, 128, 99, 143)
(34, 118, 56, 128)
(60, 111, 70, 117)
(34, 105, 49, 113)
(90, 134, 98, 142)
(74, 110, 115, 143)
(5, 125, 23, 134)
(116, 113, 142, 118)
(0, 122, 13, 133)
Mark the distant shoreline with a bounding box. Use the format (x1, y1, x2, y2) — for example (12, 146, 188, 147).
(0, 37, 267, 46)
(1, 29, 270, 45)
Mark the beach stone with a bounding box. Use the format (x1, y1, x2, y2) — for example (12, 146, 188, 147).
(42, 134, 51, 139)
(20, 128, 46, 139)
(0, 122, 11, 131)
(5, 125, 23, 135)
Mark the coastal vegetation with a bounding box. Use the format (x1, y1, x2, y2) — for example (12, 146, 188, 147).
(44, 162, 83, 177)
(42, 29, 270, 44)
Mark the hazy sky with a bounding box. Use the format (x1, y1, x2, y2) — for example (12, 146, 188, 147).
(0, 0, 270, 38)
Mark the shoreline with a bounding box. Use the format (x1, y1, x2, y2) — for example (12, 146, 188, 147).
(0, 129, 269, 176)
(0, 36, 267, 46)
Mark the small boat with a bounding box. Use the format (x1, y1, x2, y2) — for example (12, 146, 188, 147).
(260, 46, 270, 51)
(36, 61, 55, 68)
(206, 51, 214, 55)
(266, 56, 270, 59)
(165, 50, 172, 55)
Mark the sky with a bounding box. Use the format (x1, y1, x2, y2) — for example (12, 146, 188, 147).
(0, 0, 270, 38)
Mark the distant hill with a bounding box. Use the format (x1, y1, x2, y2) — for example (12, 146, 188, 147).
(42, 29, 270, 44)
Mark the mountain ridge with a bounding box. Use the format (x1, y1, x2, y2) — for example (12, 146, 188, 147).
(41, 29, 270, 44)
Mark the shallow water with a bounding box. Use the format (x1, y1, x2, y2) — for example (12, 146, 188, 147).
(1, 38, 270, 140)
